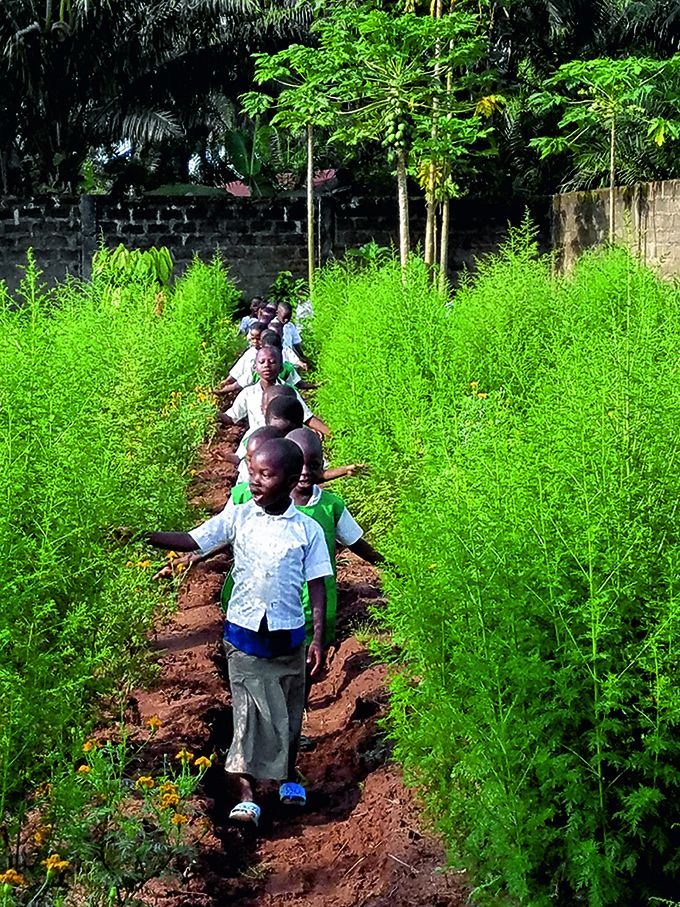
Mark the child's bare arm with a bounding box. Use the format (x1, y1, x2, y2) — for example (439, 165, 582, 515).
(147, 531, 200, 552)
(306, 577, 327, 677)
(322, 463, 367, 482)
(305, 415, 331, 437)
(347, 538, 384, 566)
(152, 543, 230, 580)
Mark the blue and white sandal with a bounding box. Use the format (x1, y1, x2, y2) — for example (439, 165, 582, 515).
(279, 782, 306, 806)
(229, 800, 261, 826)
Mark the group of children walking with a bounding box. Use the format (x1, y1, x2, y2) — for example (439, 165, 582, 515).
(143, 296, 383, 828)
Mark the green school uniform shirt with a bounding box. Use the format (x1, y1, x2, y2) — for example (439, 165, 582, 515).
(222, 482, 350, 645)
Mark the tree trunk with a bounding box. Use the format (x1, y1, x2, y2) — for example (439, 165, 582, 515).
(396, 148, 410, 280)
(609, 119, 616, 244)
(306, 123, 315, 292)
(424, 0, 444, 271)
(439, 197, 450, 294)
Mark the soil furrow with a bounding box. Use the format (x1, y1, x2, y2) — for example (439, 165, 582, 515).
(130, 424, 468, 906)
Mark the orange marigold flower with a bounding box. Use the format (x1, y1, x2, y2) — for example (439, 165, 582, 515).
(147, 716, 162, 731)
(171, 813, 189, 826)
(43, 854, 70, 873)
(0, 868, 26, 886)
(33, 824, 53, 846)
(34, 782, 53, 799)
(160, 781, 178, 795)
(77, 764, 91, 775)
(175, 748, 194, 764)
(194, 756, 212, 771)
(160, 792, 181, 809)
(82, 738, 102, 753)
(136, 776, 155, 790)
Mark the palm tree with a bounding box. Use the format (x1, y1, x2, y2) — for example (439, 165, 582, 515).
(0, 0, 311, 193)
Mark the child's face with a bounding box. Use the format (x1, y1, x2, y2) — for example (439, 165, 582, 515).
(248, 328, 262, 349)
(297, 447, 324, 492)
(255, 348, 281, 386)
(249, 450, 297, 508)
(276, 304, 291, 325)
(259, 306, 276, 326)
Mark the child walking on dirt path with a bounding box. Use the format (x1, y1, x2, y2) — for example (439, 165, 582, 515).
(286, 428, 384, 648)
(141, 437, 333, 826)
(219, 346, 330, 436)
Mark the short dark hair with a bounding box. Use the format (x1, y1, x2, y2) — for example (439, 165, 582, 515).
(255, 437, 304, 477)
(260, 330, 283, 348)
(277, 301, 293, 317)
(249, 321, 268, 333)
(265, 395, 304, 426)
(247, 425, 284, 447)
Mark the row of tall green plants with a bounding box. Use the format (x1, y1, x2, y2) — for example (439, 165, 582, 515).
(0, 255, 239, 839)
(310, 229, 680, 905)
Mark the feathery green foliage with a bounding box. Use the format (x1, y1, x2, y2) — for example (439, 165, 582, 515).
(0, 254, 240, 824)
(312, 228, 680, 904)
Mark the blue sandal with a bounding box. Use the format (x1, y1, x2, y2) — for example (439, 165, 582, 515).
(229, 800, 261, 825)
(279, 782, 306, 806)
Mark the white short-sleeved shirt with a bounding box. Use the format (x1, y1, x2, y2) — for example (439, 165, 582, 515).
(282, 321, 302, 348)
(228, 347, 257, 384)
(226, 383, 312, 430)
(230, 347, 301, 388)
(306, 485, 363, 546)
(189, 499, 332, 631)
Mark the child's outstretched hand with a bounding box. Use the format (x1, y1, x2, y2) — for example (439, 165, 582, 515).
(345, 463, 368, 478)
(306, 641, 325, 677)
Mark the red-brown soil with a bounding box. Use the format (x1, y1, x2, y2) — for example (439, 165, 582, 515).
(128, 424, 469, 907)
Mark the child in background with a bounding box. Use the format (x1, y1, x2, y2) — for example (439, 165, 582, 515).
(286, 427, 383, 651)
(234, 395, 306, 483)
(238, 297, 263, 334)
(144, 437, 332, 824)
(220, 346, 330, 436)
(215, 322, 267, 396)
(272, 301, 309, 367)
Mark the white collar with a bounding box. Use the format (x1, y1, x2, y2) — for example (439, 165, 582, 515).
(251, 499, 298, 519)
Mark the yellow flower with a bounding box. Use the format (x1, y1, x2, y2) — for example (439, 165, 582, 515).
(33, 824, 53, 846)
(147, 716, 162, 731)
(165, 551, 178, 560)
(160, 781, 178, 795)
(476, 392, 488, 400)
(138, 560, 151, 569)
(175, 748, 194, 764)
(194, 756, 212, 771)
(77, 764, 91, 775)
(34, 782, 53, 799)
(160, 792, 180, 809)
(136, 776, 155, 790)
(470, 380, 479, 391)
(125, 560, 135, 568)
(42, 854, 70, 873)
(171, 813, 189, 826)
(174, 562, 186, 574)
(82, 738, 102, 753)
(0, 869, 26, 886)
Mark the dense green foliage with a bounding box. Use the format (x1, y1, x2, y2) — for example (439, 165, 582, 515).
(311, 234, 680, 904)
(0, 257, 240, 821)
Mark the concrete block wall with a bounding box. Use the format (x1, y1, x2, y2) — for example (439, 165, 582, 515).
(552, 180, 680, 278)
(1, 191, 550, 297)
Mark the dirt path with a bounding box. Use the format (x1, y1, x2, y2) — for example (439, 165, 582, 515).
(129, 425, 468, 907)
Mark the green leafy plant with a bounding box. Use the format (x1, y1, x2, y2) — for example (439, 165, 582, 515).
(311, 229, 680, 904)
(0, 251, 240, 865)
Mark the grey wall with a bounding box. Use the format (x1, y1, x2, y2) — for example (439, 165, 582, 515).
(552, 180, 680, 278)
(1, 191, 550, 298)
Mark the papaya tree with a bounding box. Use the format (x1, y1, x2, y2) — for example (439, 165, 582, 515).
(530, 55, 680, 242)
